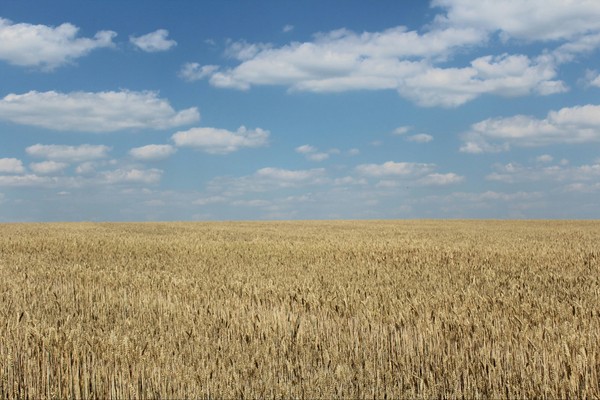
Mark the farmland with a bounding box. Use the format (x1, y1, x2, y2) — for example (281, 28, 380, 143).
(0, 220, 599, 398)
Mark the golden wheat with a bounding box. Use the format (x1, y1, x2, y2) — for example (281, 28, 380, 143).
(0, 220, 598, 398)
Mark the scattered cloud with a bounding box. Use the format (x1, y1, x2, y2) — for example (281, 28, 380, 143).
(433, 0, 600, 41)
(0, 158, 25, 174)
(0, 17, 115, 70)
(26, 144, 111, 162)
(178, 63, 219, 81)
(29, 161, 69, 175)
(418, 172, 464, 185)
(130, 29, 176, 52)
(583, 69, 600, 88)
(486, 161, 600, 184)
(129, 144, 176, 161)
(172, 126, 269, 154)
(0, 174, 66, 187)
(295, 144, 332, 161)
(356, 161, 435, 177)
(207, 167, 327, 196)
(536, 154, 553, 163)
(100, 168, 163, 184)
(392, 126, 412, 135)
(283, 24, 294, 33)
(255, 167, 325, 182)
(0, 90, 199, 132)
(193, 195, 227, 206)
(190, 22, 568, 107)
(406, 133, 434, 143)
(461, 104, 600, 152)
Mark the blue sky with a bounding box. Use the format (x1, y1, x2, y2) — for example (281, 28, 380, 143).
(1, 0, 600, 221)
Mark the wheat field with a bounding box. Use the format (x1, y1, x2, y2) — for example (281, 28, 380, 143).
(0, 220, 598, 398)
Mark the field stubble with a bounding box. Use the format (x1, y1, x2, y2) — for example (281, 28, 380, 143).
(0, 220, 599, 398)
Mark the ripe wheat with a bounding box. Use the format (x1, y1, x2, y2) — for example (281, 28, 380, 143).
(0, 220, 598, 398)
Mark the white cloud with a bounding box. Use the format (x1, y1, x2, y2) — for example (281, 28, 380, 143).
(461, 104, 600, 152)
(419, 172, 464, 185)
(194, 196, 228, 206)
(536, 154, 553, 163)
(26, 144, 111, 162)
(348, 148, 360, 156)
(356, 161, 435, 177)
(283, 24, 295, 33)
(392, 126, 411, 135)
(486, 161, 600, 184)
(583, 69, 600, 88)
(214, 167, 326, 193)
(172, 126, 269, 154)
(100, 168, 163, 184)
(179, 63, 219, 81)
(0, 90, 199, 132)
(0, 17, 115, 70)
(130, 29, 176, 52)
(400, 54, 565, 107)
(190, 20, 572, 107)
(406, 133, 434, 143)
(443, 190, 544, 202)
(255, 167, 325, 183)
(333, 176, 368, 186)
(129, 144, 176, 161)
(29, 161, 68, 175)
(0, 158, 25, 174)
(307, 153, 329, 162)
(295, 144, 331, 161)
(295, 144, 316, 154)
(433, 0, 600, 41)
(0, 174, 55, 187)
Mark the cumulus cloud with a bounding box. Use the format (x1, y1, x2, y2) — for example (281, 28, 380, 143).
(392, 126, 412, 135)
(26, 144, 111, 162)
(100, 168, 163, 184)
(29, 161, 69, 175)
(0, 90, 199, 132)
(0, 174, 63, 187)
(194, 196, 228, 206)
(129, 144, 176, 161)
(295, 144, 331, 161)
(433, 0, 600, 41)
(283, 24, 295, 33)
(399, 53, 565, 107)
(583, 69, 600, 88)
(130, 29, 176, 52)
(255, 167, 325, 182)
(0, 17, 116, 70)
(179, 63, 219, 81)
(206, 167, 327, 197)
(406, 133, 434, 143)
(356, 161, 435, 177)
(460, 104, 600, 152)
(172, 126, 269, 154)
(186, 17, 573, 107)
(418, 172, 464, 185)
(486, 161, 600, 184)
(536, 154, 554, 163)
(0, 158, 25, 174)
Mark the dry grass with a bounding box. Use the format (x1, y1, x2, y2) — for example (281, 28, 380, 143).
(0, 220, 599, 398)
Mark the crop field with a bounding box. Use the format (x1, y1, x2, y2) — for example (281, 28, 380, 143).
(0, 220, 599, 398)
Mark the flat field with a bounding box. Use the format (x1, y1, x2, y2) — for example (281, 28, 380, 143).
(0, 220, 599, 398)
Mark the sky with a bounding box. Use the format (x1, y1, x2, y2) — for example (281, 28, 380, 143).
(1, 0, 600, 221)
